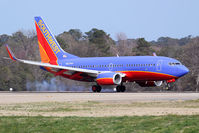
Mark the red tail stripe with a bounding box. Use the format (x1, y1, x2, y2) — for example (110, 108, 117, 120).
(35, 22, 58, 65)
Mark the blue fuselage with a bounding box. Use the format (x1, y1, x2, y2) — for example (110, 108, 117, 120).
(59, 56, 189, 81)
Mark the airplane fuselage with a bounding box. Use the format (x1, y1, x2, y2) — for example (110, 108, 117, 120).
(58, 56, 189, 82)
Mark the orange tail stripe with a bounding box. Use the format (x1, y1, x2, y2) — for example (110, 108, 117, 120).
(35, 22, 58, 65)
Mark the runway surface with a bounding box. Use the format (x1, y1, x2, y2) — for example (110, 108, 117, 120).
(0, 92, 199, 104)
(1, 92, 199, 116)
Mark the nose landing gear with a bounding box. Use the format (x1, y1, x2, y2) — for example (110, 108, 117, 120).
(163, 81, 171, 90)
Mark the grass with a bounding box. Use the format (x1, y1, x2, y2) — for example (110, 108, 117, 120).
(1, 100, 199, 132)
(0, 115, 199, 133)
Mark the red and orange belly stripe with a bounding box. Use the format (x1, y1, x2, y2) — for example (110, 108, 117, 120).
(120, 71, 177, 81)
(43, 69, 177, 82)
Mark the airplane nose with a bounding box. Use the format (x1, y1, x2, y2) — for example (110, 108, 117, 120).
(178, 66, 189, 77)
(184, 67, 189, 74)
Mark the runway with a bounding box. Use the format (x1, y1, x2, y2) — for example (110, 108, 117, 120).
(1, 92, 199, 116)
(0, 92, 199, 104)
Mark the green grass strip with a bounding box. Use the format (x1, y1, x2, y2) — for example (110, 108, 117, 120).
(0, 115, 199, 133)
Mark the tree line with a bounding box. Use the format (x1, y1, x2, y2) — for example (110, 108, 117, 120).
(0, 29, 198, 91)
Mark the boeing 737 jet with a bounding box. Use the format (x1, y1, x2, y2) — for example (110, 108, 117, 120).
(5, 16, 189, 92)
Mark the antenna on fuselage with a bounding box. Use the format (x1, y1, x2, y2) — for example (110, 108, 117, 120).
(153, 52, 157, 56)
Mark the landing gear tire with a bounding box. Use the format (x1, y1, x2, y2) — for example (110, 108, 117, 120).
(120, 86, 126, 92)
(116, 85, 126, 92)
(96, 86, 102, 92)
(92, 85, 101, 93)
(92, 85, 97, 92)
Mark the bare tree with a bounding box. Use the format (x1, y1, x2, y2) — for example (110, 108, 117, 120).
(116, 32, 130, 56)
(179, 37, 199, 91)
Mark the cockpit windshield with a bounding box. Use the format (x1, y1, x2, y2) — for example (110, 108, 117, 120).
(169, 62, 181, 66)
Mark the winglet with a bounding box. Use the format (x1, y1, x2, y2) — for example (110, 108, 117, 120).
(5, 44, 17, 61)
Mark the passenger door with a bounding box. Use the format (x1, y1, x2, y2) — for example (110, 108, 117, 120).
(156, 60, 163, 71)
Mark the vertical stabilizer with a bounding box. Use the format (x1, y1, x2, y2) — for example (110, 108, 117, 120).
(34, 16, 78, 65)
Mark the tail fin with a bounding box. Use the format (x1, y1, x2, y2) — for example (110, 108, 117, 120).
(34, 16, 78, 65)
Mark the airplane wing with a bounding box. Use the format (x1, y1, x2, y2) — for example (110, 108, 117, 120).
(4, 45, 100, 79)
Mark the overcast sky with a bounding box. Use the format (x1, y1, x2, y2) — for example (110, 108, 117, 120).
(1, 0, 199, 41)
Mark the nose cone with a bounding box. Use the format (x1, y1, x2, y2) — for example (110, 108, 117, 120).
(178, 66, 189, 77)
(184, 67, 189, 74)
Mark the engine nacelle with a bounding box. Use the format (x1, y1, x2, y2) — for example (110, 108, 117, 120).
(136, 81, 163, 87)
(154, 81, 163, 86)
(96, 72, 122, 85)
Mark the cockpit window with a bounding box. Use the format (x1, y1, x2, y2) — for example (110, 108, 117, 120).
(169, 62, 181, 66)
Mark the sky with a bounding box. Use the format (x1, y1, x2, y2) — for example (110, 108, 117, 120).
(1, 0, 199, 41)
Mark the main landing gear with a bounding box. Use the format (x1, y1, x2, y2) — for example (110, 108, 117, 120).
(92, 85, 102, 92)
(116, 82, 126, 92)
(116, 85, 126, 92)
(91, 84, 126, 93)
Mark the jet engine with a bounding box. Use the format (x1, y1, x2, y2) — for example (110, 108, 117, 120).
(96, 72, 122, 85)
(136, 81, 163, 87)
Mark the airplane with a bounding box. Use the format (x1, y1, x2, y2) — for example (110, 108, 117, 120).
(5, 16, 189, 92)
